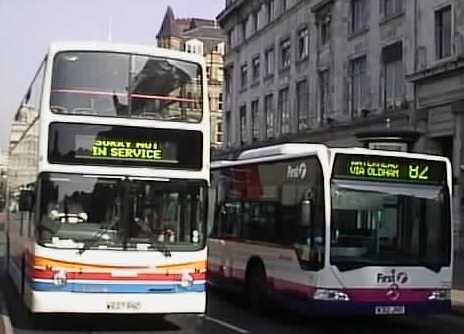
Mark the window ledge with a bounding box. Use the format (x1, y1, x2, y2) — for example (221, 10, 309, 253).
(279, 67, 291, 75)
(347, 26, 369, 40)
(379, 12, 405, 26)
(250, 80, 260, 88)
(433, 55, 456, 67)
(263, 74, 275, 82)
(296, 56, 310, 66)
(318, 43, 330, 53)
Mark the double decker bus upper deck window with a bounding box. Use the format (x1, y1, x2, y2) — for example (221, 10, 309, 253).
(50, 52, 203, 122)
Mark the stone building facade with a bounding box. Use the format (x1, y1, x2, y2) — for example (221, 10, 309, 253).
(408, 0, 464, 250)
(0, 148, 8, 211)
(8, 104, 39, 193)
(156, 6, 225, 149)
(217, 0, 464, 249)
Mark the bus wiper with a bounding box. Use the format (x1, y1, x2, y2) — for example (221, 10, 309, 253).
(146, 234, 172, 257)
(77, 222, 117, 255)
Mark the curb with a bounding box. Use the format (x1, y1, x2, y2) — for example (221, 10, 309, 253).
(0, 292, 12, 334)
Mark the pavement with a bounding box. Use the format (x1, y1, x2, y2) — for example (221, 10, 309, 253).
(453, 251, 464, 313)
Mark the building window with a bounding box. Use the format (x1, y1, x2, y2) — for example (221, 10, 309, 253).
(216, 121, 223, 144)
(382, 0, 403, 18)
(351, 56, 367, 117)
(252, 10, 259, 33)
(278, 88, 290, 135)
(225, 66, 233, 94)
(241, 18, 248, 42)
(351, 0, 367, 33)
(296, 79, 309, 130)
(435, 6, 452, 59)
(265, 94, 274, 138)
(265, 48, 275, 76)
(281, 0, 287, 13)
(280, 38, 291, 70)
(240, 105, 247, 144)
(319, 70, 329, 124)
(240, 63, 248, 89)
(382, 42, 404, 110)
(225, 111, 231, 146)
(267, 0, 275, 23)
(227, 29, 233, 50)
(214, 42, 225, 55)
(321, 18, 331, 46)
(218, 93, 223, 110)
(251, 100, 259, 142)
(297, 27, 309, 60)
(252, 56, 260, 83)
(185, 39, 204, 55)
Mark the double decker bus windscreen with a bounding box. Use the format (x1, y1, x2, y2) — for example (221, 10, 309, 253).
(48, 123, 203, 169)
(330, 154, 450, 271)
(50, 52, 203, 122)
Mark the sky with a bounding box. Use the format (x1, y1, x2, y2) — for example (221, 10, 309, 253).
(0, 0, 225, 151)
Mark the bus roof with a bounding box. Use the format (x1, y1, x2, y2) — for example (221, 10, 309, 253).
(330, 146, 450, 163)
(212, 143, 450, 169)
(211, 144, 328, 169)
(47, 41, 205, 65)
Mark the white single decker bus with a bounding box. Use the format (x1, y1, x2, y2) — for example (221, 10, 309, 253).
(6, 42, 209, 314)
(208, 144, 452, 316)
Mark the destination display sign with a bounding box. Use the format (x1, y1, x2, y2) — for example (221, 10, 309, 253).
(49, 123, 202, 169)
(90, 139, 171, 162)
(332, 154, 447, 184)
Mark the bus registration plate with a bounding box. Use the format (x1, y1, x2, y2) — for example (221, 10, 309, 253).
(106, 301, 141, 311)
(375, 306, 405, 315)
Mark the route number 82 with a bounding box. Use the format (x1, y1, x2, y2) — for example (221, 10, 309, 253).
(409, 165, 429, 180)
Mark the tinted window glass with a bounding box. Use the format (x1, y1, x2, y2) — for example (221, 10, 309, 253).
(330, 180, 451, 271)
(51, 52, 130, 116)
(50, 52, 203, 122)
(38, 173, 207, 251)
(130, 55, 203, 122)
(211, 157, 325, 270)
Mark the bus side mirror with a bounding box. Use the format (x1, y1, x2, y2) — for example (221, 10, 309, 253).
(19, 190, 34, 212)
(300, 199, 312, 227)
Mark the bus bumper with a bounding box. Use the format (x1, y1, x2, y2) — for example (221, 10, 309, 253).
(276, 295, 451, 316)
(28, 290, 206, 314)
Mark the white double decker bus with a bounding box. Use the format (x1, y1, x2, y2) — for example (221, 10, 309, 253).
(6, 42, 209, 314)
(208, 144, 452, 316)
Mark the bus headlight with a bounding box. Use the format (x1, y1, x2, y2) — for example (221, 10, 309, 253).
(428, 290, 451, 301)
(313, 288, 350, 301)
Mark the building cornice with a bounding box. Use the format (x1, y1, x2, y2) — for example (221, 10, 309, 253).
(407, 56, 464, 83)
(216, 0, 246, 25)
(311, 0, 334, 13)
(223, 0, 311, 56)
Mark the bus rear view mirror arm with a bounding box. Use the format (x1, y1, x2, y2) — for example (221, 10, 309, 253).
(19, 189, 34, 212)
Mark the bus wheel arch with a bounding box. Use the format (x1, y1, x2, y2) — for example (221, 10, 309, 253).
(245, 257, 269, 313)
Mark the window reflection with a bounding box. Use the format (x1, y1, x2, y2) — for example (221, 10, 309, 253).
(38, 173, 207, 251)
(50, 52, 203, 122)
(330, 180, 450, 270)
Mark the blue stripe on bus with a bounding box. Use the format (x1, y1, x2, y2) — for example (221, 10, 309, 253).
(31, 281, 206, 293)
